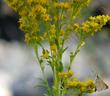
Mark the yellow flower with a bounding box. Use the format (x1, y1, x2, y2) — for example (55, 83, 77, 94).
(74, 15, 110, 34)
(68, 70, 74, 77)
(73, 24, 80, 31)
(27, 0, 49, 6)
(50, 25, 56, 35)
(50, 44, 57, 52)
(60, 29, 65, 36)
(90, 22, 99, 32)
(66, 79, 95, 94)
(82, 22, 90, 32)
(58, 71, 74, 79)
(66, 80, 79, 88)
(42, 49, 49, 59)
(42, 14, 51, 22)
(90, 15, 110, 24)
(54, 2, 71, 10)
(80, 86, 87, 92)
(31, 5, 46, 18)
(86, 80, 95, 89)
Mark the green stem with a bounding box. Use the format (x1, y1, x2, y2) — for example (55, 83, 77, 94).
(53, 41, 62, 96)
(34, 45, 44, 72)
(34, 45, 52, 96)
(68, 40, 85, 71)
(53, 66, 60, 96)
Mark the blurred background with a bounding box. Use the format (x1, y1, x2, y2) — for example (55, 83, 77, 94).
(0, 0, 110, 96)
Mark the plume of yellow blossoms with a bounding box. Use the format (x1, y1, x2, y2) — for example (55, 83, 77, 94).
(73, 15, 110, 39)
(58, 71, 95, 95)
(66, 80, 95, 93)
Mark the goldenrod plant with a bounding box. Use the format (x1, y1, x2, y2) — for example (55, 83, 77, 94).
(5, 0, 110, 96)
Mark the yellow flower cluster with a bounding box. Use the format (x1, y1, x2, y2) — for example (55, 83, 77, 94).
(5, 0, 92, 45)
(58, 70, 95, 94)
(58, 71, 74, 78)
(73, 15, 110, 38)
(31, 5, 46, 16)
(42, 14, 51, 22)
(54, 2, 71, 10)
(66, 80, 95, 93)
(82, 15, 110, 32)
(19, 16, 41, 44)
(89, 15, 110, 24)
(50, 25, 56, 35)
(73, 24, 80, 32)
(50, 44, 57, 56)
(30, 4, 50, 22)
(42, 49, 49, 59)
(6, 0, 51, 44)
(28, 1, 50, 22)
(50, 44, 57, 52)
(27, 0, 49, 6)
